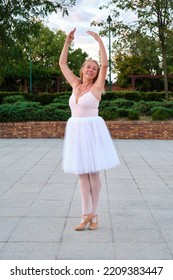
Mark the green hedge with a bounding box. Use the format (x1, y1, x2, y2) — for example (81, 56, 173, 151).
(0, 100, 70, 122)
(0, 91, 173, 121)
(1, 90, 173, 105)
(151, 107, 173, 120)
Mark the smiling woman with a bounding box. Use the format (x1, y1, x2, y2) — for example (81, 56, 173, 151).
(59, 28, 119, 231)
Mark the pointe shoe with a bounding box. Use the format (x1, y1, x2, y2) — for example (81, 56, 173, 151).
(88, 215, 98, 230)
(75, 213, 93, 231)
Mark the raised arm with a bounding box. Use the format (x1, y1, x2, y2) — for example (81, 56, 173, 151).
(87, 31, 108, 98)
(59, 28, 79, 88)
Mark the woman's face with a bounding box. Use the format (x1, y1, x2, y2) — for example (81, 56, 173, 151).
(82, 60, 99, 80)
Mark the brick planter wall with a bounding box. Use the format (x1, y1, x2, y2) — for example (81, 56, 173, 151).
(0, 121, 173, 139)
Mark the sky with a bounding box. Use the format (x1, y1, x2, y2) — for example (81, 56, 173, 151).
(45, 0, 111, 61)
(45, 0, 136, 82)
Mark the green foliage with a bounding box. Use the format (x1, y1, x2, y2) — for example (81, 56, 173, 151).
(0, 100, 70, 122)
(97, 0, 173, 97)
(128, 109, 140, 120)
(1, 19, 87, 93)
(99, 110, 119, 120)
(0, 91, 173, 121)
(0, 1, 76, 88)
(0, 92, 23, 104)
(3, 95, 25, 104)
(151, 107, 173, 120)
(111, 98, 135, 108)
(102, 91, 166, 101)
(25, 93, 59, 105)
(0, 102, 41, 122)
(115, 54, 149, 87)
(0, 1, 75, 45)
(133, 101, 162, 115)
(40, 105, 70, 121)
(116, 108, 129, 117)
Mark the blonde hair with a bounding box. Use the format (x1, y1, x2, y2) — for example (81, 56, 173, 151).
(79, 59, 100, 83)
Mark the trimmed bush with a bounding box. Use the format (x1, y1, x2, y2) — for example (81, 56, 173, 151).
(132, 101, 162, 115)
(116, 108, 129, 117)
(151, 107, 173, 120)
(40, 105, 70, 121)
(128, 109, 140, 120)
(3, 95, 25, 104)
(0, 91, 173, 121)
(25, 93, 59, 105)
(99, 110, 119, 120)
(111, 98, 135, 108)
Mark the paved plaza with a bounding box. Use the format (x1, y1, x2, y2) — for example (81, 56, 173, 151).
(0, 138, 173, 260)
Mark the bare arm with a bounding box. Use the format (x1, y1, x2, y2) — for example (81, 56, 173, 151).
(87, 31, 108, 99)
(59, 28, 80, 88)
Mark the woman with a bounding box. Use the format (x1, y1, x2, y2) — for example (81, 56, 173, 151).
(59, 28, 119, 231)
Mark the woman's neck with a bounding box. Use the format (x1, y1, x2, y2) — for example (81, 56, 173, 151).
(81, 80, 93, 87)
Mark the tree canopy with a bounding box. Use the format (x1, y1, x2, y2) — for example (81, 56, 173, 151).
(0, 22, 88, 92)
(93, 0, 173, 96)
(0, 0, 75, 45)
(0, 0, 80, 91)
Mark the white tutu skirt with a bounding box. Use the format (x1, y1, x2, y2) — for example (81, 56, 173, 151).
(62, 116, 120, 174)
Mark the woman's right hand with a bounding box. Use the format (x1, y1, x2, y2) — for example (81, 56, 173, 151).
(66, 28, 76, 43)
(87, 31, 101, 43)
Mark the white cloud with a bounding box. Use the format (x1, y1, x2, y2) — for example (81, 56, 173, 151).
(45, 0, 111, 60)
(45, 0, 136, 82)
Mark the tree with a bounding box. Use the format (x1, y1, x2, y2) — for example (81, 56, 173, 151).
(115, 53, 149, 87)
(112, 30, 162, 84)
(0, 22, 88, 92)
(0, 0, 75, 45)
(95, 0, 173, 98)
(0, 0, 76, 86)
(29, 24, 88, 92)
(125, 31, 161, 74)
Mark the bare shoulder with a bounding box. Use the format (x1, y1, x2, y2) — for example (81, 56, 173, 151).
(73, 78, 82, 90)
(91, 84, 102, 101)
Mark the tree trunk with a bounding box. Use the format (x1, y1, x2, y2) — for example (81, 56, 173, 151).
(159, 30, 168, 98)
(162, 47, 168, 99)
(23, 79, 28, 93)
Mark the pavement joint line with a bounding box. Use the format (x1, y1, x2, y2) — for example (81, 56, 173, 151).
(104, 170, 116, 259)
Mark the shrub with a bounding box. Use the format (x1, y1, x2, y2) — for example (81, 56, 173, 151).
(119, 91, 141, 101)
(151, 107, 173, 120)
(132, 101, 162, 115)
(26, 93, 59, 105)
(0, 92, 23, 104)
(51, 96, 69, 109)
(128, 109, 140, 120)
(111, 98, 135, 108)
(142, 92, 165, 101)
(99, 110, 119, 120)
(40, 105, 70, 121)
(0, 91, 173, 121)
(3, 95, 25, 104)
(0, 104, 14, 121)
(99, 100, 110, 109)
(116, 108, 129, 117)
(163, 101, 173, 109)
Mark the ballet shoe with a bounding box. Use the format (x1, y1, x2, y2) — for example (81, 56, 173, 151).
(75, 213, 93, 231)
(88, 215, 98, 230)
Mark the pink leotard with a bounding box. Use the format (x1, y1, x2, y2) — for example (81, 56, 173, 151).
(69, 90, 99, 117)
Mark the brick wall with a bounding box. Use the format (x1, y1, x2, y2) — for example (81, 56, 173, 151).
(0, 121, 173, 139)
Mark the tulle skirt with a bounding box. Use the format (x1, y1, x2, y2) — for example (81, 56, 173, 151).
(62, 116, 120, 174)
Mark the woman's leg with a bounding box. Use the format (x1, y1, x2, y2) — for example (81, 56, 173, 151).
(78, 174, 91, 218)
(75, 174, 93, 230)
(89, 172, 101, 217)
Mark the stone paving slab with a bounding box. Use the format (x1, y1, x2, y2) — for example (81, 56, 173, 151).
(0, 138, 173, 260)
